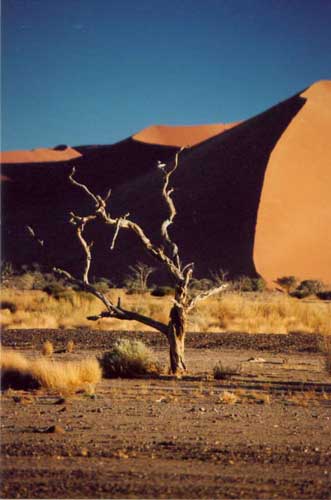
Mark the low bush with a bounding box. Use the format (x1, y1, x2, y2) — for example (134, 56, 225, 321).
(1, 349, 101, 392)
(41, 340, 54, 356)
(66, 340, 75, 353)
(0, 300, 17, 313)
(290, 289, 309, 299)
(92, 280, 111, 294)
(99, 339, 161, 378)
(275, 276, 298, 293)
(317, 291, 331, 301)
(297, 280, 324, 296)
(43, 283, 67, 296)
(232, 276, 266, 293)
(151, 286, 174, 297)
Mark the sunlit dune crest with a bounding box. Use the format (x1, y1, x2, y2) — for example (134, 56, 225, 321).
(1, 146, 82, 164)
(133, 122, 240, 147)
(254, 80, 331, 284)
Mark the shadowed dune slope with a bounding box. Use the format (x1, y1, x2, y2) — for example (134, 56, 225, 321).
(254, 80, 331, 284)
(133, 123, 239, 147)
(1, 139, 178, 278)
(1, 146, 81, 164)
(1, 88, 305, 284)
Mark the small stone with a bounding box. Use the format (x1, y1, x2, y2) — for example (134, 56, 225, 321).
(54, 398, 66, 405)
(46, 425, 65, 434)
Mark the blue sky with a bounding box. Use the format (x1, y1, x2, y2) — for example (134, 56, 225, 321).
(1, 0, 331, 151)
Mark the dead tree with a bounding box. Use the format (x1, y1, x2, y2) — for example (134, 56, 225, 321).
(33, 149, 227, 374)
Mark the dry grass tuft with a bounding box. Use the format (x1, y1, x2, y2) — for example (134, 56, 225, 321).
(2, 288, 330, 334)
(99, 339, 161, 378)
(245, 391, 271, 404)
(41, 340, 54, 356)
(66, 340, 75, 353)
(1, 349, 101, 392)
(0, 349, 39, 390)
(218, 391, 238, 405)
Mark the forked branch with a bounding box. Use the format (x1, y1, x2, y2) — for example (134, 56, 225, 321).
(187, 283, 229, 312)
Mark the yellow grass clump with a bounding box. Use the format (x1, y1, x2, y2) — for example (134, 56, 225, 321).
(0, 348, 101, 393)
(218, 391, 238, 405)
(41, 340, 54, 356)
(1, 288, 330, 335)
(66, 340, 75, 353)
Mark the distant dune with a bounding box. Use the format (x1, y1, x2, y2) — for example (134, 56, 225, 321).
(0, 146, 81, 164)
(1, 81, 330, 286)
(133, 123, 239, 146)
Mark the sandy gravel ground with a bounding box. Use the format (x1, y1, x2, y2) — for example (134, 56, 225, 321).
(1, 330, 331, 499)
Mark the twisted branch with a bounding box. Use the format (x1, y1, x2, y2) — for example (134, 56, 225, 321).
(187, 283, 229, 312)
(158, 147, 186, 270)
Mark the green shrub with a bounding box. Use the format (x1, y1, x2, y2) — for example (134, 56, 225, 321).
(297, 280, 324, 295)
(290, 289, 309, 299)
(43, 283, 67, 296)
(291, 280, 324, 298)
(92, 281, 110, 294)
(275, 276, 298, 293)
(233, 276, 266, 293)
(0, 262, 16, 288)
(99, 339, 161, 378)
(317, 291, 331, 301)
(151, 286, 174, 297)
(0, 300, 17, 313)
(189, 278, 214, 292)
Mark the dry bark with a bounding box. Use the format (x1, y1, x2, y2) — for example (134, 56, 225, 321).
(29, 149, 228, 374)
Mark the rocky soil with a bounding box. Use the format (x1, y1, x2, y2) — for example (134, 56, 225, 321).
(1, 330, 331, 499)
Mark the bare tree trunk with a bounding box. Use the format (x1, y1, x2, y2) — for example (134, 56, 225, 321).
(167, 283, 188, 374)
(167, 309, 186, 374)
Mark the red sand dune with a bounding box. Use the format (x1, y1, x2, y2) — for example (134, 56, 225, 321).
(0, 146, 81, 164)
(1, 81, 330, 286)
(254, 80, 331, 285)
(133, 123, 239, 147)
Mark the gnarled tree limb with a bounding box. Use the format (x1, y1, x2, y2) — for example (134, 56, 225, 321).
(158, 146, 186, 270)
(187, 283, 229, 312)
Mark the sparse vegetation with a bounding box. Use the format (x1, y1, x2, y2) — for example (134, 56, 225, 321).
(150, 286, 174, 297)
(0, 300, 17, 313)
(218, 391, 238, 404)
(316, 290, 331, 301)
(290, 279, 325, 299)
(99, 339, 161, 378)
(1, 349, 101, 392)
(1, 288, 331, 334)
(41, 340, 54, 356)
(232, 276, 266, 293)
(66, 340, 75, 353)
(124, 262, 155, 294)
(276, 276, 298, 294)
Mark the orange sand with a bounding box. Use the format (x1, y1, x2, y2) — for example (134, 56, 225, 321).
(254, 80, 331, 285)
(1, 147, 81, 164)
(133, 123, 239, 147)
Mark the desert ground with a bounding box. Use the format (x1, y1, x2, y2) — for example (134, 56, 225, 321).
(1, 329, 331, 499)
